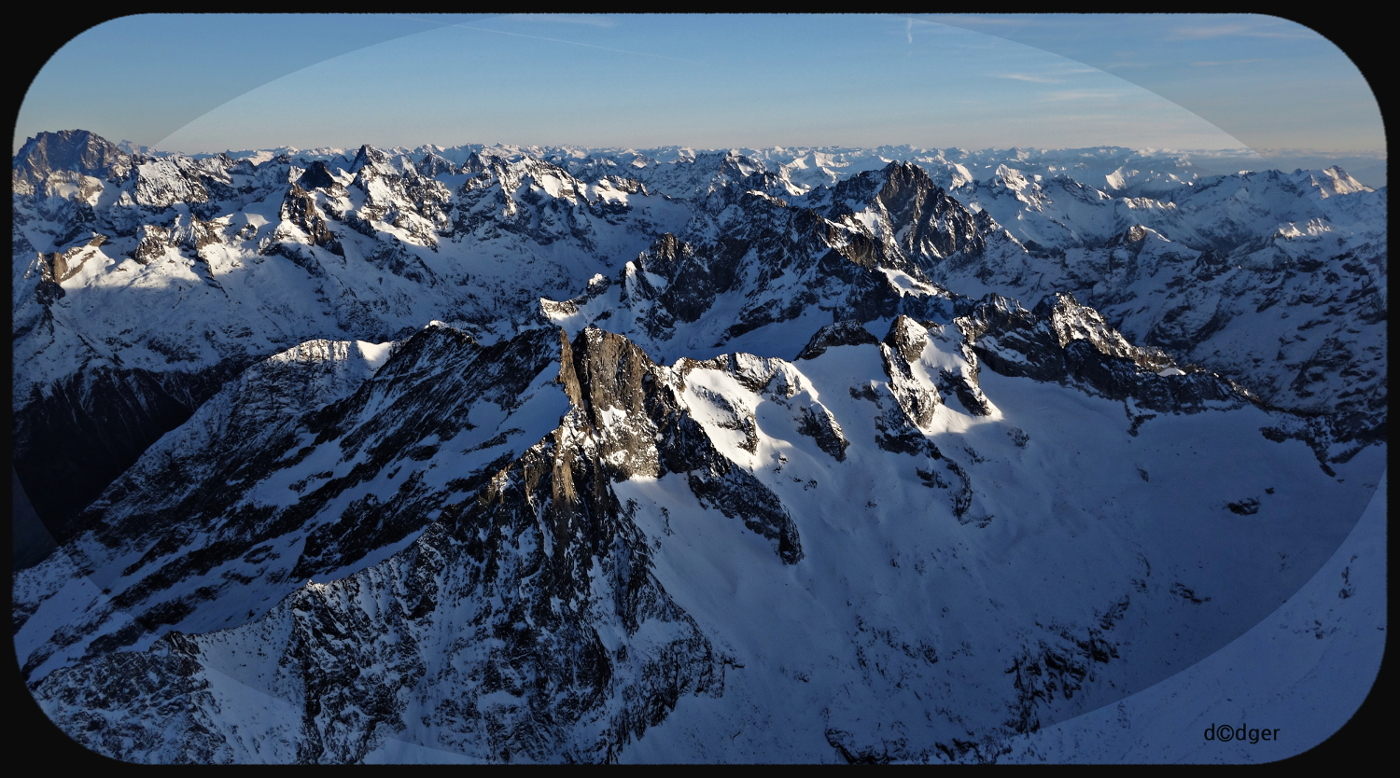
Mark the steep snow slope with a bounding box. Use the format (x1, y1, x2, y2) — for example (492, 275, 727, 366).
(12, 131, 1385, 763)
(21, 312, 1380, 762)
(996, 473, 1386, 763)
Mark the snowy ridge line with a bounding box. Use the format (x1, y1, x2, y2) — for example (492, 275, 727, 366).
(17, 310, 1383, 761)
(12, 129, 1385, 763)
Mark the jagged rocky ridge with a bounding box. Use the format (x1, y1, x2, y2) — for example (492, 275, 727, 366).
(23, 325, 750, 762)
(12, 131, 1386, 763)
(13, 133, 1383, 538)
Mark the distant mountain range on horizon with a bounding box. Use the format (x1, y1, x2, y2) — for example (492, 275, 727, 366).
(80, 135, 1386, 190)
(11, 128, 1385, 763)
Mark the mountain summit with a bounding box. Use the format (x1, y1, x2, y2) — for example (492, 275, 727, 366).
(11, 131, 1385, 763)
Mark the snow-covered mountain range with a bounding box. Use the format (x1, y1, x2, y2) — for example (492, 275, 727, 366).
(11, 130, 1386, 762)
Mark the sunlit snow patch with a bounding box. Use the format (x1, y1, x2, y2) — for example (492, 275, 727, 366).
(356, 340, 395, 372)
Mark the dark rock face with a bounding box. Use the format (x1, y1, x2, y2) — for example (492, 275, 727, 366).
(37, 236, 107, 282)
(296, 160, 339, 192)
(11, 137, 676, 556)
(796, 320, 879, 360)
(13, 131, 1384, 764)
(365, 241, 436, 285)
(39, 464, 726, 762)
(686, 464, 804, 565)
(1227, 498, 1261, 515)
(813, 162, 986, 263)
(873, 394, 931, 457)
(21, 325, 801, 736)
(278, 184, 342, 255)
(879, 317, 943, 429)
(28, 325, 767, 762)
(450, 154, 609, 252)
(13, 130, 132, 196)
(937, 367, 993, 417)
(956, 292, 1247, 415)
(631, 233, 744, 324)
(561, 327, 804, 564)
(12, 361, 247, 544)
(415, 152, 457, 178)
(925, 176, 1386, 451)
(17, 330, 550, 674)
(548, 177, 964, 355)
(884, 314, 928, 363)
(797, 402, 849, 461)
(872, 162, 986, 261)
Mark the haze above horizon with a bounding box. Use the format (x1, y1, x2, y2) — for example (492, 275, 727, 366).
(16, 14, 1385, 171)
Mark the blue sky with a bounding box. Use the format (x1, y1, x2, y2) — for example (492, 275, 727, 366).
(14, 14, 1385, 158)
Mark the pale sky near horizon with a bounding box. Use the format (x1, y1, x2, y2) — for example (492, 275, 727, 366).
(13, 13, 1386, 159)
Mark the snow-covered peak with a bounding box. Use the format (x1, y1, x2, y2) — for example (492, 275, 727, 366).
(13, 129, 133, 196)
(993, 163, 1031, 191)
(12, 128, 1385, 765)
(1293, 165, 1371, 198)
